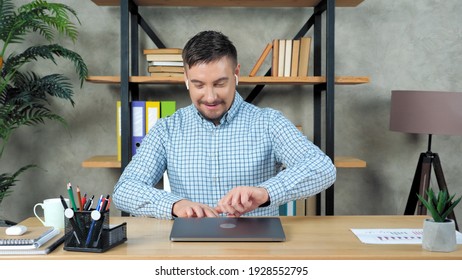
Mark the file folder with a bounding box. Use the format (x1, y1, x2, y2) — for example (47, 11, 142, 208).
(116, 101, 121, 162)
(145, 101, 160, 134)
(160, 101, 176, 118)
(163, 171, 171, 192)
(131, 101, 145, 155)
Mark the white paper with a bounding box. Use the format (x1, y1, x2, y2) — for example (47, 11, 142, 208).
(351, 228, 462, 244)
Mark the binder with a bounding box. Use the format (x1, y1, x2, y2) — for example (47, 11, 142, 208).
(161, 101, 176, 118)
(116, 101, 121, 162)
(279, 201, 296, 216)
(163, 171, 171, 192)
(145, 101, 160, 134)
(131, 101, 146, 155)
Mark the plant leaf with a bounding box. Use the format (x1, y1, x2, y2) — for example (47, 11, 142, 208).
(436, 190, 447, 214)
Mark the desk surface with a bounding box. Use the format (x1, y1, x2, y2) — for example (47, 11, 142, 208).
(3, 215, 461, 260)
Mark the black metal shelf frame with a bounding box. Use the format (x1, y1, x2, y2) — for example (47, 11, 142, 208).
(118, 0, 336, 215)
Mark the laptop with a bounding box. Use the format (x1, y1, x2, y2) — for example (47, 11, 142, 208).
(169, 217, 286, 242)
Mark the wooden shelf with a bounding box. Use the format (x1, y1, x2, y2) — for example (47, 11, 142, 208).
(81, 155, 121, 168)
(86, 75, 369, 85)
(82, 155, 366, 169)
(91, 0, 364, 8)
(334, 156, 366, 168)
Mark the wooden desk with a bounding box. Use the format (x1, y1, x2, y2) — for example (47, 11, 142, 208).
(3, 215, 461, 260)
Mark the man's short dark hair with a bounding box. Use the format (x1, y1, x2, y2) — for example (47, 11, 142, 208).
(183, 30, 238, 69)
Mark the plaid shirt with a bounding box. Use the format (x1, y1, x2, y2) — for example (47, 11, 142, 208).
(113, 92, 336, 219)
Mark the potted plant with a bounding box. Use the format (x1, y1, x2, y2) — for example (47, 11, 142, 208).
(417, 188, 461, 252)
(0, 0, 88, 223)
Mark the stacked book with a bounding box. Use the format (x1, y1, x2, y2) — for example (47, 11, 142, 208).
(144, 48, 184, 77)
(0, 226, 64, 255)
(249, 37, 312, 77)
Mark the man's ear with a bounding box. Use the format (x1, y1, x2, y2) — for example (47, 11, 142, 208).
(234, 74, 239, 86)
(185, 79, 189, 90)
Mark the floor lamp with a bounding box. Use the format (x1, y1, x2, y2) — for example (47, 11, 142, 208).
(390, 90, 462, 230)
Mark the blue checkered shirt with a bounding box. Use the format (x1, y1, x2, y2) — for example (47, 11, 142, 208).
(113, 92, 336, 219)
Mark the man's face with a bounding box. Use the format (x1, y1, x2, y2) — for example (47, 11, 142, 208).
(185, 57, 240, 125)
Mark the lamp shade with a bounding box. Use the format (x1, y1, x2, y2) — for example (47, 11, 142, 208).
(389, 90, 462, 135)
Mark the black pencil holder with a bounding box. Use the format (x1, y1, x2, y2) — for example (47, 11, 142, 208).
(63, 210, 127, 253)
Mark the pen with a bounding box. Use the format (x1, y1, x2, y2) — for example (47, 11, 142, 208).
(76, 186, 83, 211)
(81, 193, 87, 210)
(61, 195, 84, 245)
(93, 195, 110, 246)
(64, 208, 85, 245)
(95, 195, 103, 211)
(83, 195, 94, 211)
(85, 194, 108, 247)
(67, 182, 78, 212)
(59, 195, 68, 210)
(100, 195, 110, 213)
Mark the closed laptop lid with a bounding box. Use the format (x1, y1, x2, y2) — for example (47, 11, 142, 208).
(169, 217, 286, 242)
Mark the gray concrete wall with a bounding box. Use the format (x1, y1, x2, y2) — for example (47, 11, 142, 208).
(2, 0, 462, 225)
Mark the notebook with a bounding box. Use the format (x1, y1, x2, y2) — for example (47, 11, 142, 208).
(169, 217, 286, 242)
(0, 226, 55, 246)
(0, 232, 65, 255)
(0, 227, 60, 250)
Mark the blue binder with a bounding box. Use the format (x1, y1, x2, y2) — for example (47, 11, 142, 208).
(131, 101, 145, 155)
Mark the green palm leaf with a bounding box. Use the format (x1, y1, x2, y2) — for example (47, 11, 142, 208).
(2, 44, 88, 86)
(0, 164, 37, 203)
(1, 0, 80, 54)
(0, 0, 87, 204)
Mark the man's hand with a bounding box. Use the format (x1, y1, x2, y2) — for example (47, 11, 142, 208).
(172, 199, 219, 218)
(216, 186, 269, 217)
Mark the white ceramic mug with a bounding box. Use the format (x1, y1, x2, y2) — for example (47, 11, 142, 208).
(33, 198, 69, 229)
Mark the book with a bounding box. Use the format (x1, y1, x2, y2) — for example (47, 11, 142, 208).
(143, 48, 182, 55)
(283, 39, 292, 77)
(148, 66, 184, 73)
(0, 231, 64, 255)
(290, 39, 300, 77)
(272, 39, 279, 77)
(298, 37, 312, 76)
(146, 54, 183, 62)
(306, 196, 316, 216)
(0, 226, 55, 246)
(249, 43, 272, 77)
(150, 72, 184, 77)
(148, 61, 184, 67)
(278, 39, 285, 77)
(0, 227, 60, 249)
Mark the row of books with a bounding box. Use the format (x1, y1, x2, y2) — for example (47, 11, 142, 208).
(144, 48, 184, 77)
(0, 226, 64, 255)
(116, 100, 176, 161)
(279, 197, 317, 216)
(249, 37, 312, 77)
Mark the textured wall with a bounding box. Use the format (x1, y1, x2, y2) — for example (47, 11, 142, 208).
(2, 0, 462, 226)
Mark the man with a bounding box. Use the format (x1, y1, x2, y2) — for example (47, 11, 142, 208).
(113, 30, 336, 219)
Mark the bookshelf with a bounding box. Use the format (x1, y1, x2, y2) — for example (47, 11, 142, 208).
(86, 0, 368, 215)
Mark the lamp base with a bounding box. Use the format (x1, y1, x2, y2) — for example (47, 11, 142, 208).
(404, 152, 458, 230)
